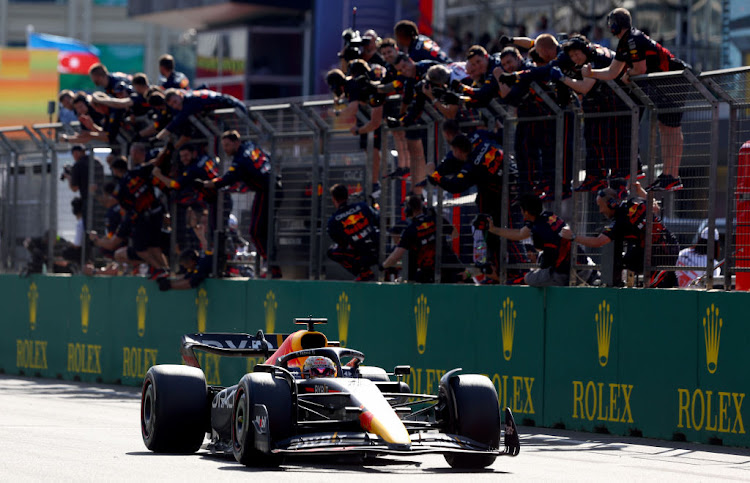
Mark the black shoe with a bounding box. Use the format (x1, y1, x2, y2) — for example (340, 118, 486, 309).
(646, 174, 683, 192)
(574, 176, 608, 192)
(382, 166, 410, 180)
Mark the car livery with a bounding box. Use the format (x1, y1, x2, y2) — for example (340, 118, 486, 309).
(140, 318, 520, 469)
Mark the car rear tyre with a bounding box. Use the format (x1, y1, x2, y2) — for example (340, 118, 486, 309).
(232, 373, 294, 467)
(440, 374, 500, 469)
(141, 364, 208, 453)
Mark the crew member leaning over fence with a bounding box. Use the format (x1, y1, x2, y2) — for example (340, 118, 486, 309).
(551, 36, 633, 191)
(326, 183, 381, 282)
(429, 133, 527, 284)
(203, 130, 281, 279)
(111, 143, 170, 279)
(459, 45, 504, 108)
(561, 186, 679, 287)
(582, 7, 690, 192)
(494, 46, 550, 197)
(156, 88, 248, 145)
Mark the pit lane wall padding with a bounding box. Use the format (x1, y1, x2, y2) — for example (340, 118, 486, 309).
(1, 274, 747, 447)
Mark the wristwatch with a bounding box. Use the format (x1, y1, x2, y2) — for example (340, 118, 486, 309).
(571, 233, 577, 241)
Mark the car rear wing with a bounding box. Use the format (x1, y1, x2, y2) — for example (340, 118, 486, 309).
(181, 331, 287, 368)
(181, 331, 341, 368)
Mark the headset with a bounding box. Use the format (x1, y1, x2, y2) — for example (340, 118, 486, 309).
(597, 189, 619, 209)
(563, 35, 594, 62)
(606, 9, 631, 36)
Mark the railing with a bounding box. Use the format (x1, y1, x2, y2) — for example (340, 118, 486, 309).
(1, 67, 749, 288)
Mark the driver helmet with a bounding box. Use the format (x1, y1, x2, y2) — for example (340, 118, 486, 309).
(303, 356, 336, 379)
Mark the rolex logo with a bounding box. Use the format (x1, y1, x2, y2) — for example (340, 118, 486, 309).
(80, 284, 91, 334)
(703, 304, 722, 374)
(28, 282, 38, 331)
(414, 294, 429, 355)
(595, 300, 613, 367)
(264, 290, 277, 333)
(500, 297, 516, 361)
(196, 288, 209, 333)
(136, 286, 148, 337)
(336, 292, 351, 347)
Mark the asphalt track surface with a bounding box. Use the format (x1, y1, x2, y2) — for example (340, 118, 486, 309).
(2, 375, 750, 481)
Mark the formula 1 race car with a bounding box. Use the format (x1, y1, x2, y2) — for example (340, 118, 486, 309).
(140, 318, 520, 468)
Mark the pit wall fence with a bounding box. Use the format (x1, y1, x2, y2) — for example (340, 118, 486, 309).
(5, 66, 750, 287)
(2, 274, 747, 447)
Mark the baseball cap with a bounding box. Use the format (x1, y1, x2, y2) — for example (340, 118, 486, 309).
(700, 227, 719, 241)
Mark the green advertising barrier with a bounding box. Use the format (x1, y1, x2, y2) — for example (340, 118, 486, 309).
(687, 291, 749, 446)
(1, 274, 748, 447)
(543, 288, 701, 439)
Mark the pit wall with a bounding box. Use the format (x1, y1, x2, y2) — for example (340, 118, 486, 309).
(2, 274, 747, 447)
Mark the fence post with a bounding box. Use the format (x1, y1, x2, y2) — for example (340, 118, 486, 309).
(682, 69, 721, 288)
(291, 103, 322, 279)
(528, 82, 564, 215)
(629, 80, 657, 284)
(707, 76, 738, 289)
(379, 128, 390, 277)
(304, 102, 334, 279)
(499, 102, 516, 285)
(33, 124, 61, 273)
(0, 132, 19, 270)
(569, 99, 585, 285)
(188, 114, 223, 276)
(246, 108, 279, 278)
(434, 117, 445, 284)
(607, 81, 642, 184)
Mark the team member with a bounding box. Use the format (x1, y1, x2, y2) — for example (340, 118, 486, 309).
(204, 130, 280, 277)
(89, 182, 127, 257)
(488, 193, 570, 287)
(429, 133, 525, 282)
(91, 74, 153, 117)
(495, 44, 575, 200)
(421, 64, 464, 120)
(62, 145, 104, 229)
(88, 63, 132, 96)
(326, 183, 380, 281)
(388, 53, 440, 187)
(58, 89, 78, 123)
(552, 36, 631, 189)
(326, 60, 385, 193)
(153, 144, 218, 208)
(111, 145, 170, 278)
(460, 45, 503, 108)
(158, 54, 190, 90)
(561, 187, 679, 287)
(493, 46, 547, 195)
(377, 37, 411, 173)
(360, 30, 387, 67)
(382, 194, 462, 283)
(582, 7, 688, 191)
(393, 20, 452, 64)
(156, 89, 247, 142)
(502, 33, 561, 65)
(158, 212, 213, 291)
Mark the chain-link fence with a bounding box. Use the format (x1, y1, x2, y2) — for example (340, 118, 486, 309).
(2, 67, 750, 288)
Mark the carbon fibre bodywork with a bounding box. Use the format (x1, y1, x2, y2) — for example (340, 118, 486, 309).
(150, 318, 520, 466)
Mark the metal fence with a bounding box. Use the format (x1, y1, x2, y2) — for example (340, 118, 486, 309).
(2, 66, 750, 289)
